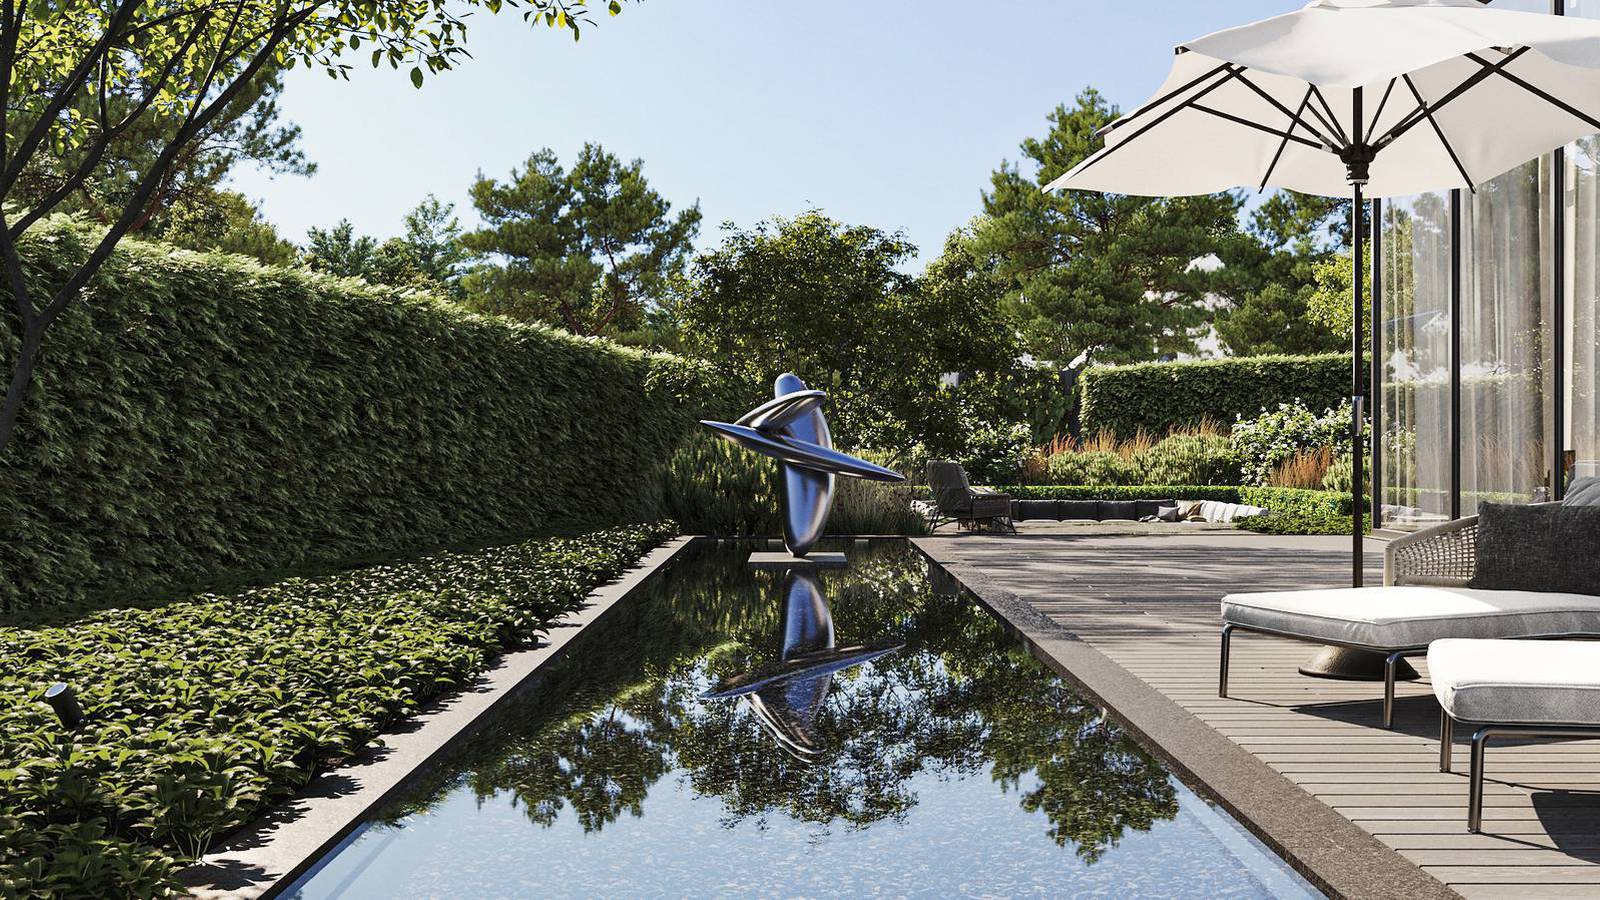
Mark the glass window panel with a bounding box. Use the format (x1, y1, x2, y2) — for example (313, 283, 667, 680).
(1460, 156, 1554, 511)
(1566, 1, 1600, 491)
(1380, 194, 1453, 528)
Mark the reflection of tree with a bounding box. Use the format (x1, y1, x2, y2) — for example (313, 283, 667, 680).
(387, 544, 1177, 863)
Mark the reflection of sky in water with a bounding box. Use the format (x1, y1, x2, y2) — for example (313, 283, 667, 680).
(293, 771, 1312, 899)
(284, 543, 1322, 899)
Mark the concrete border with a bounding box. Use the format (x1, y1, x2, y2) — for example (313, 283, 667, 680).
(181, 536, 695, 900)
(912, 538, 1460, 900)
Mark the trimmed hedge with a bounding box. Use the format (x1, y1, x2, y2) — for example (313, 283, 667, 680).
(0, 221, 720, 611)
(1080, 354, 1355, 437)
(0, 522, 676, 896)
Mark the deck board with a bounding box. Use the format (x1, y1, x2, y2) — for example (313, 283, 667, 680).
(921, 530, 1600, 897)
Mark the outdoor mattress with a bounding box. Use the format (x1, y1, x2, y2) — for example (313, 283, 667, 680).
(1220, 586, 1600, 650)
(1430, 638, 1600, 727)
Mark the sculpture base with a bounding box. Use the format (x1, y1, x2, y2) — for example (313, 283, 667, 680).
(747, 552, 848, 570)
(1298, 646, 1421, 682)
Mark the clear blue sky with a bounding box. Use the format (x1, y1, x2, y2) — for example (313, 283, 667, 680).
(229, 0, 1301, 269)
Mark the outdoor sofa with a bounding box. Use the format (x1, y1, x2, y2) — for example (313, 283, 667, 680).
(1218, 478, 1600, 729)
(1010, 498, 1268, 525)
(1431, 638, 1600, 832)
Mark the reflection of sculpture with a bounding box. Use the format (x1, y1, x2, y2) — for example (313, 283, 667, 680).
(701, 373, 905, 558)
(703, 570, 900, 760)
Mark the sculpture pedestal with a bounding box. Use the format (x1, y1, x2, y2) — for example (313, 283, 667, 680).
(747, 552, 848, 570)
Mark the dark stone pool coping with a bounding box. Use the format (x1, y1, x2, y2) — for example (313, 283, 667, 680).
(912, 538, 1459, 900)
(180, 536, 696, 900)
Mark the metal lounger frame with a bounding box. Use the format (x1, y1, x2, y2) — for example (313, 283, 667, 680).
(1219, 622, 1426, 729)
(1438, 711, 1600, 833)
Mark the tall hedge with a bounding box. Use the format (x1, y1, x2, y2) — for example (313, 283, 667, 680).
(0, 221, 718, 611)
(1079, 354, 1355, 437)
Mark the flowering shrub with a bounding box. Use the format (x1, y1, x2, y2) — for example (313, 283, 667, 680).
(1232, 400, 1363, 487)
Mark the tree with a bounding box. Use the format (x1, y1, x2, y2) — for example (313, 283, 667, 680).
(400, 194, 467, 295)
(1210, 193, 1349, 356)
(13, 69, 314, 235)
(970, 89, 1242, 368)
(304, 198, 467, 294)
(303, 219, 379, 278)
(459, 144, 700, 336)
(674, 213, 1026, 454)
(0, 0, 629, 458)
(160, 188, 297, 265)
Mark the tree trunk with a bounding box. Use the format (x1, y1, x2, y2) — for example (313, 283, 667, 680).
(0, 325, 41, 457)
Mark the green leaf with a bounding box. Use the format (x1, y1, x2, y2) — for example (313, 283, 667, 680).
(410, 66, 424, 88)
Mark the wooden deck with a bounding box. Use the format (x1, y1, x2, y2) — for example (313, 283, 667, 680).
(920, 529, 1600, 899)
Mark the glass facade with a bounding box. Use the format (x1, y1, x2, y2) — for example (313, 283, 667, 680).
(1377, 0, 1587, 527)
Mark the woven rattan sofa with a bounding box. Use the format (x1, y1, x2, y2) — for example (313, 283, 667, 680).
(1219, 485, 1600, 728)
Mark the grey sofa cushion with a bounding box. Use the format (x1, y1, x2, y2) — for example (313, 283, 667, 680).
(1221, 586, 1600, 649)
(1098, 500, 1138, 521)
(1134, 498, 1178, 519)
(1469, 502, 1600, 596)
(1059, 500, 1099, 520)
(1430, 638, 1600, 726)
(1564, 476, 1600, 507)
(1156, 505, 1181, 523)
(1012, 499, 1056, 521)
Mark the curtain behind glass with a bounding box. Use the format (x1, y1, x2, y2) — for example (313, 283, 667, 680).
(1381, 195, 1453, 528)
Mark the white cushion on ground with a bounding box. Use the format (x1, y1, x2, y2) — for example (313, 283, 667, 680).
(1430, 638, 1600, 726)
(1220, 586, 1600, 650)
(1195, 500, 1269, 523)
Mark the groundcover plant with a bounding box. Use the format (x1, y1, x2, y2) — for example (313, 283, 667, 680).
(0, 522, 675, 897)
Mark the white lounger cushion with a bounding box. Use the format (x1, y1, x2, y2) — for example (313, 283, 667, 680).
(1430, 639, 1600, 726)
(1220, 586, 1600, 650)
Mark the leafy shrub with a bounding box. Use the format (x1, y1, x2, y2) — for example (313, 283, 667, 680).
(0, 220, 722, 611)
(1231, 399, 1359, 487)
(952, 418, 1034, 486)
(658, 434, 927, 537)
(1139, 432, 1242, 486)
(1080, 354, 1355, 437)
(1045, 450, 1140, 486)
(0, 523, 675, 896)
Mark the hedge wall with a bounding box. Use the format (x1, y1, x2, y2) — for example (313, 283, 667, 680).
(1079, 354, 1355, 437)
(0, 222, 718, 611)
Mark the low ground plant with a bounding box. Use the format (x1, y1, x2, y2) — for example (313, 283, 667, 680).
(0, 523, 675, 896)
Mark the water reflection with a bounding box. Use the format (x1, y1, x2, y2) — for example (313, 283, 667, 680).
(703, 570, 902, 761)
(379, 543, 1180, 864)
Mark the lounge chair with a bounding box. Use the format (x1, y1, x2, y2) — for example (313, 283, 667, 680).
(925, 461, 1015, 533)
(1431, 638, 1600, 832)
(1218, 480, 1600, 728)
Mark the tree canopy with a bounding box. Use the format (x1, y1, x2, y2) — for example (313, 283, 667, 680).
(460, 143, 701, 337)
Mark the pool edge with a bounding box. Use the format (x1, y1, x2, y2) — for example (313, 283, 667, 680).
(910, 537, 1461, 900)
(180, 535, 698, 900)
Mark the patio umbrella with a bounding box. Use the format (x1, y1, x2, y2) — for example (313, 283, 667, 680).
(1048, 0, 1600, 591)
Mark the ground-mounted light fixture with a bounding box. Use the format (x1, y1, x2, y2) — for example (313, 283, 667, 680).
(43, 682, 85, 730)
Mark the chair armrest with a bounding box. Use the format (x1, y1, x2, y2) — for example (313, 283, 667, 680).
(1385, 516, 1478, 587)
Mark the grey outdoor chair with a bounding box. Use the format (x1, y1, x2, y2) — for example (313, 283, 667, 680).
(925, 461, 1015, 533)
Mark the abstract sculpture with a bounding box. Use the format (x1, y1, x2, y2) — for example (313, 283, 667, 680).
(702, 570, 900, 760)
(701, 373, 905, 558)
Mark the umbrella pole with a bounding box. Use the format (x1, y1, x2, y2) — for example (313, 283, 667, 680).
(1351, 181, 1365, 588)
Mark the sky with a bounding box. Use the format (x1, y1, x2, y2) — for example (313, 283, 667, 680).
(228, 0, 1302, 269)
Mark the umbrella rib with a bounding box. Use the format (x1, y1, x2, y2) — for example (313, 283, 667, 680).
(1097, 61, 1237, 138)
(1233, 71, 1341, 150)
(1400, 73, 1475, 191)
(1189, 102, 1326, 151)
(1367, 78, 1398, 142)
(1258, 87, 1317, 192)
(1377, 46, 1531, 148)
(1309, 86, 1351, 146)
(1463, 51, 1600, 134)
(1064, 65, 1247, 181)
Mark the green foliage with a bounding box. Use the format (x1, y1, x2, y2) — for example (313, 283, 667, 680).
(0, 220, 716, 611)
(971, 89, 1242, 366)
(1232, 399, 1359, 487)
(460, 144, 701, 337)
(1079, 353, 1353, 438)
(0, 523, 674, 895)
(1209, 192, 1348, 357)
(675, 215, 1034, 459)
(1045, 450, 1140, 487)
(1139, 432, 1243, 486)
(1003, 484, 1357, 535)
(157, 189, 298, 265)
(657, 434, 927, 537)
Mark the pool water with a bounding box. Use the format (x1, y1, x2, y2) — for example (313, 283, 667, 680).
(285, 541, 1321, 899)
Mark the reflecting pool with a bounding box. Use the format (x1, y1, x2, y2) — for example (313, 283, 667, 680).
(286, 541, 1320, 899)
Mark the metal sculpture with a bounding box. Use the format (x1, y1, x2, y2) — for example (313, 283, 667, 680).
(701, 373, 905, 558)
(702, 570, 900, 761)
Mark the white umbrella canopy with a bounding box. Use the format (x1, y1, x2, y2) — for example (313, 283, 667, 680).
(1050, 0, 1600, 199)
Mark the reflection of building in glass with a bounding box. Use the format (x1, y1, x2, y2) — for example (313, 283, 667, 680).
(702, 570, 900, 761)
